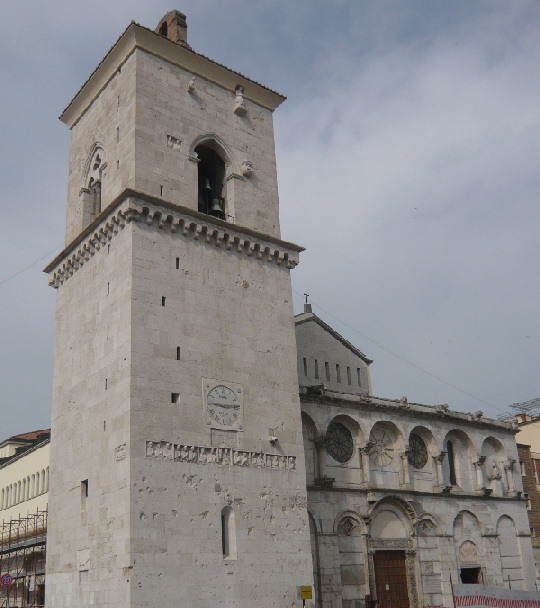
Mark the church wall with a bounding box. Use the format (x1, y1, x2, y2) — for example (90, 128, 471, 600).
(296, 321, 371, 395)
(133, 49, 282, 239)
(46, 225, 134, 608)
(127, 218, 313, 608)
(302, 397, 536, 608)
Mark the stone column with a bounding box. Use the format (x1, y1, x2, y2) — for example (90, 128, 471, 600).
(473, 455, 486, 490)
(359, 443, 372, 484)
(401, 449, 411, 485)
(433, 451, 447, 487)
(314, 437, 334, 487)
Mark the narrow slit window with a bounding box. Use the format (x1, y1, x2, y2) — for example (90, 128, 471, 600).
(347, 366, 351, 385)
(81, 480, 88, 508)
(162, 296, 166, 307)
(336, 364, 341, 383)
(176, 346, 181, 361)
(160, 185, 163, 196)
(107, 282, 110, 295)
(357, 368, 361, 386)
(176, 257, 180, 269)
(303, 357, 307, 377)
(116, 127, 119, 142)
(446, 440, 457, 485)
(325, 362, 330, 381)
(117, 159, 119, 170)
(105, 378, 108, 390)
(314, 359, 319, 379)
(221, 506, 237, 559)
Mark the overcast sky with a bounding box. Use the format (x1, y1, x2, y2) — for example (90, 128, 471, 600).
(1, 1, 539, 438)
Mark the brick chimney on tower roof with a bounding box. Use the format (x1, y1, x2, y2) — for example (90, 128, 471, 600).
(155, 10, 191, 49)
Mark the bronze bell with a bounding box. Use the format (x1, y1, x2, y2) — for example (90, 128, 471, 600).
(210, 197, 223, 214)
(203, 178, 212, 191)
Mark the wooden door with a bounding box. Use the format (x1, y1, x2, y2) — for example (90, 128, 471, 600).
(374, 550, 410, 608)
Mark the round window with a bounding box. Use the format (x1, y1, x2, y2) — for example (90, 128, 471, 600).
(408, 433, 428, 469)
(326, 422, 354, 463)
(368, 428, 395, 467)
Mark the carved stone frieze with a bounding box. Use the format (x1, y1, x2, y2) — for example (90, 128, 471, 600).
(145, 440, 297, 471)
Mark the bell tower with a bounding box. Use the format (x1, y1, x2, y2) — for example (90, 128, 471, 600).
(45, 12, 314, 608)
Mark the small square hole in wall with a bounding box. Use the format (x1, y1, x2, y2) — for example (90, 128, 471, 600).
(162, 296, 166, 307)
(171, 393, 180, 404)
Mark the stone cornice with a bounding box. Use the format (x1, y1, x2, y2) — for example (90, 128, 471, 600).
(307, 485, 524, 503)
(44, 189, 303, 289)
(300, 391, 516, 434)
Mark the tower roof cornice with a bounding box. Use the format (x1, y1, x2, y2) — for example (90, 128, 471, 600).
(60, 21, 286, 128)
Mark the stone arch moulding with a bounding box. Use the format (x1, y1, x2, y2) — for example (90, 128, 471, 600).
(82, 142, 107, 189)
(369, 494, 417, 524)
(333, 510, 365, 536)
(188, 133, 237, 175)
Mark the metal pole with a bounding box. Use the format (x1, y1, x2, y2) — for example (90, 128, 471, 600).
(450, 572, 457, 608)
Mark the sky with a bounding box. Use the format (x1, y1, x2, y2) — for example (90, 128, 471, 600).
(1, 1, 539, 438)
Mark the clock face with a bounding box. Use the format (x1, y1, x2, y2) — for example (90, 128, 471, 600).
(408, 433, 428, 469)
(369, 428, 394, 467)
(205, 382, 243, 430)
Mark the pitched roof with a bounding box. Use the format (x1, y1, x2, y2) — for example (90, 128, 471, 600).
(10, 429, 50, 442)
(294, 311, 373, 365)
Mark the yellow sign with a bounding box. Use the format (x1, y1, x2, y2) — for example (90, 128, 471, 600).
(298, 586, 312, 600)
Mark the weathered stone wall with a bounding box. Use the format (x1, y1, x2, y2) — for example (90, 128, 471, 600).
(128, 214, 313, 608)
(302, 394, 536, 608)
(46, 225, 133, 608)
(133, 49, 281, 238)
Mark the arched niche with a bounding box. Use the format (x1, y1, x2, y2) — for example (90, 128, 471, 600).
(368, 421, 406, 487)
(481, 437, 506, 496)
(325, 415, 361, 466)
(190, 135, 236, 222)
(497, 516, 523, 589)
(453, 511, 484, 583)
(302, 412, 318, 485)
(407, 426, 436, 491)
(442, 430, 474, 491)
(80, 143, 107, 228)
(336, 512, 368, 607)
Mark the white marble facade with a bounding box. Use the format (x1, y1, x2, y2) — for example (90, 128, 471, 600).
(296, 309, 536, 608)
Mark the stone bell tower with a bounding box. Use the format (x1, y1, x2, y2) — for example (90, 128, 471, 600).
(44, 12, 313, 608)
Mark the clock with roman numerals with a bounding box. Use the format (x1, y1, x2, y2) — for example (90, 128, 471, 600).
(204, 380, 243, 430)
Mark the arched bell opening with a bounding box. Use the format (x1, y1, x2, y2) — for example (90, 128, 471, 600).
(195, 142, 226, 220)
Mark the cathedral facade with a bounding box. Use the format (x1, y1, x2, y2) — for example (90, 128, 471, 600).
(39, 11, 535, 608)
(296, 308, 536, 608)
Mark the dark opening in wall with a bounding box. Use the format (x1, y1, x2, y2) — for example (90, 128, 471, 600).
(171, 393, 180, 404)
(303, 358, 307, 377)
(314, 359, 319, 380)
(325, 362, 330, 381)
(336, 364, 341, 383)
(176, 346, 181, 360)
(357, 368, 361, 386)
(347, 366, 351, 385)
(162, 296, 166, 307)
(81, 480, 88, 508)
(176, 257, 180, 269)
(195, 142, 226, 219)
